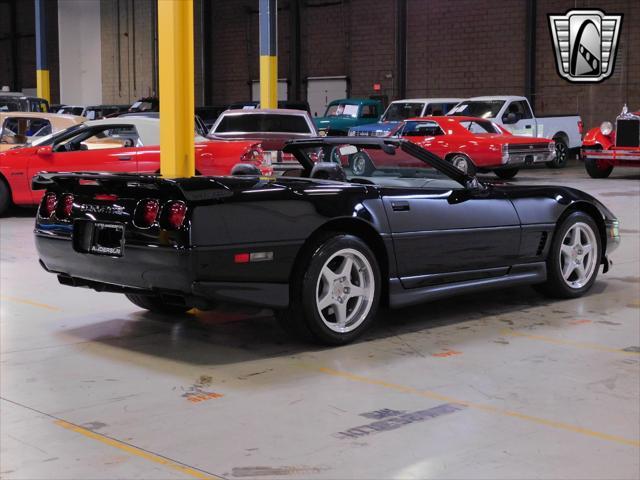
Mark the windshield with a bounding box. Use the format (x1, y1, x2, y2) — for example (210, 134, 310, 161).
(324, 103, 359, 118)
(449, 101, 505, 118)
(58, 106, 84, 116)
(291, 143, 461, 190)
(381, 102, 425, 122)
(213, 114, 312, 134)
(0, 100, 22, 111)
(30, 124, 86, 146)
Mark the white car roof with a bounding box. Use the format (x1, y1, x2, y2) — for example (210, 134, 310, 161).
(463, 96, 526, 102)
(82, 117, 201, 146)
(220, 108, 309, 115)
(390, 98, 463, 104)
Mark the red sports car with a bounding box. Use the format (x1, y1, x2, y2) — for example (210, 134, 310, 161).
(0, 117, 269, 215)
(582, 105, 640, 178)
(345, 116, 556, 179)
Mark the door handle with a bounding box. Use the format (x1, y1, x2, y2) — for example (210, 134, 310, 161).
(118, 156, 132, 161)
(391, 201, 410, 212)
(525, 125, 532, 129)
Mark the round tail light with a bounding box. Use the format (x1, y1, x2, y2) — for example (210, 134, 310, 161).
(164, 201, 187, 230)
(40, 193, 57, 218)
(135, 199, 160, 228)
(57, 194, 74, 219)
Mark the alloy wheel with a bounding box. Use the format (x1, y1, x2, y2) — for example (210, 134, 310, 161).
(559, 222, 598, 289)
(315, 248, 375, 333)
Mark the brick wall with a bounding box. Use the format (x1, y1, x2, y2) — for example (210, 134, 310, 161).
(406, 0, 527, 99)
(0, 0, 60, 103)
(4, 0, 633, 126)
(535, 0, 640, 129)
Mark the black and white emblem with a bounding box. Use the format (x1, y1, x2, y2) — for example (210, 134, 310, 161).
(548, 9, 623, 83)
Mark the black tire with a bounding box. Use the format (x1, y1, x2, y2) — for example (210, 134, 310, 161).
(349, 152, 375, 176)
(450, 154, 477, 176)
(584, 158, 613, 178)
(277, 233, 381, 345)
(535, 211, 601, 299)
(494, 168, 519, 179)
(125, 293, 192, 314)
(547, 137, 569, 168)
(0, 178, 11, 216)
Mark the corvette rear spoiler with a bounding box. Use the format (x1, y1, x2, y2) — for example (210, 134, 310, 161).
(31, 172, 234, 202)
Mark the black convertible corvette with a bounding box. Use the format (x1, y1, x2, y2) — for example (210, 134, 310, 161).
(34, 137, 620, 344)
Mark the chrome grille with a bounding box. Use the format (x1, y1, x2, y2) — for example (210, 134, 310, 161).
(616, 119, 640, 147)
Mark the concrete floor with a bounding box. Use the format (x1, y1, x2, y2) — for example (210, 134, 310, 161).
(1, 164, 639, 480)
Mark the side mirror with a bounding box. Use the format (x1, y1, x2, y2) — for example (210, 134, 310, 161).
(502, 112, 517, 125)
(36, 146, 53, 157)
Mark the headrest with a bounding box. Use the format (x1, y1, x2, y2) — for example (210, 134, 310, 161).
(230, 163, 261, 176)
(310, 162, 347, 182)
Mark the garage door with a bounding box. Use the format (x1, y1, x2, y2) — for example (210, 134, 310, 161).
(307, 76, 348, 118)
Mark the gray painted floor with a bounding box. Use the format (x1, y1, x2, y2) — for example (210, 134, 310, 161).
(1, 165, 639, 480)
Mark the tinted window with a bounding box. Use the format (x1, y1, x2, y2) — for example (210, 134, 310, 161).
(382, 102, 425, 121)
(214, 114, 311, 134)
(424, 102, 458, 116)
(0, 100, 21, 111)
(449, 101, 505, 118)
(0, 117, 52, 144)
(504, 101, 532, 121)
(361, 105, 378, 119)
(400, 121, 444, 136)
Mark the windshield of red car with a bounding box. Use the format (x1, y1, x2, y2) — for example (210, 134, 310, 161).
(213, 114, 312, 135)
(449, 101, 505, 118)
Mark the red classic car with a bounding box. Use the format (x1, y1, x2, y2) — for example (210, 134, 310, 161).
(582, 105, 640, 178)
(344, 116, 556, 179)
(0, 117, 269, 215)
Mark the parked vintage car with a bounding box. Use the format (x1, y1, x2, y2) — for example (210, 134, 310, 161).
(208, 108, 318, 170)
(449, 96, 582, 168)
(33, 137, 619, 345)
(313, 98, 383, 136)
(0, 91, 50, 113)
(348, 98, 462, 137)
(0, 112, 85, 152)
(343, 116, 555, 179)
(0, 117, 269, 215)
(582, 105, 640, 178)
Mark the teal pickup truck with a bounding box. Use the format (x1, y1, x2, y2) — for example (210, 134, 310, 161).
(313, 98, 383, 136)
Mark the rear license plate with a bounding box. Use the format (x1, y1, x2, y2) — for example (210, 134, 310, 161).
(89, 222, 125, 256)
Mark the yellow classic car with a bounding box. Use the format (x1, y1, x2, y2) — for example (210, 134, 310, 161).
(0, 112, 85, 152)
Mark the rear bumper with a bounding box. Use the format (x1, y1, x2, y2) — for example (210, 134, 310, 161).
(503, 150, 555, 166)
(36, 233, 290, 309)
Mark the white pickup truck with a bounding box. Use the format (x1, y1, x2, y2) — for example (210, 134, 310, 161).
(448, 96, 583, 168)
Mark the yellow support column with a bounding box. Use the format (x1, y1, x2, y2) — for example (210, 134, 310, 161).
(259, 0, 278, 109)
(158, 0, 195, 178)
(35, 0, 51, 105)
